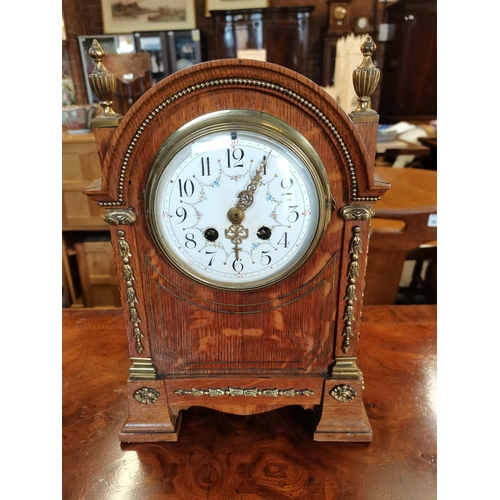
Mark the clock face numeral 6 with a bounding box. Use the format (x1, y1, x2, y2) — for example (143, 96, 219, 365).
(145, 110, 332, 290)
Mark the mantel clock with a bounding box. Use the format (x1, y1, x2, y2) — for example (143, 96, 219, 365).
(84, 37, 389, 442)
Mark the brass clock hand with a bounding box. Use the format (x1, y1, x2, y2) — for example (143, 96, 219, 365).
(225, 151, 271, 260)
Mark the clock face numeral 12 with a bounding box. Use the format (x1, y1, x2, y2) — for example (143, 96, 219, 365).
(146, 110, 331, 290)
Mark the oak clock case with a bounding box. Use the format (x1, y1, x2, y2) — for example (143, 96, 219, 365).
(84, 37, 388, 443)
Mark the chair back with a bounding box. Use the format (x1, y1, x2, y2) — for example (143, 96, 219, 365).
(363, 205, 437, 305)
(102, 53, 153, 116)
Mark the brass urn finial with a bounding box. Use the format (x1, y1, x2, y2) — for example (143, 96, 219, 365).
(88, 39, 122, 128)
(350, 36, 380, 116)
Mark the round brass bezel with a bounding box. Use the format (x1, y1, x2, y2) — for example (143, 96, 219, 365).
(145, 109, 333, 291)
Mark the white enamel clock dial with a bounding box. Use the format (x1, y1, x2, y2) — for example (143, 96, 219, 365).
(146, 110, 331, 289)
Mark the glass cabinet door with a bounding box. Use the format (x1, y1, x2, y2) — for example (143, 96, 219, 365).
(134, 32, 170, 85)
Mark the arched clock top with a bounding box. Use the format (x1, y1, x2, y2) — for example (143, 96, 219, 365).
(84, 39, 388, 207)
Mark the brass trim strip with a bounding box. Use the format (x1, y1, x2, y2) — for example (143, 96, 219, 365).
(341, 226, 363, 353)
(173, 387, 314, 397)
(116, 230, 144, 354)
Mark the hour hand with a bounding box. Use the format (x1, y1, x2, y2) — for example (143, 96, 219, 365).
(224, 222, 248, 261)
(225, 151, 271, 259)
(235, 151, 271, 211)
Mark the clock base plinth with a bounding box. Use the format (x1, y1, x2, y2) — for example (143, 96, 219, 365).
(119, 380, 182, 443)
(313, 379, 372, 442)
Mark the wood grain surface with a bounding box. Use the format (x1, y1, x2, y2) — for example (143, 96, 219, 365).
(63, 305, 437, 499)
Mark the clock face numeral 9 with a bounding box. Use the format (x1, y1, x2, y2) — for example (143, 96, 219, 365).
(147, 113, 328, 289)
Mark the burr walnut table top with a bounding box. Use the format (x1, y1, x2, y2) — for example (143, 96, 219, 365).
(62, 305, 437, 499)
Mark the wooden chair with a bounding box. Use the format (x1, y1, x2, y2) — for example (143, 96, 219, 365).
(363, 205, 437, 305)
(102, 53, 153, 116)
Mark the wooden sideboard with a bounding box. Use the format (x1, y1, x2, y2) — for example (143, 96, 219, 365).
(62, 131, 120, 308)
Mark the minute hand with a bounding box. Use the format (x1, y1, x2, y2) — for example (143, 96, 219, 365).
(225, 151, 272, 260)
(235, 150, 271, 212)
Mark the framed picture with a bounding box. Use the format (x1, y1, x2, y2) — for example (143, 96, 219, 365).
(206, 0, 269, 16)
(102, 0, 196, 34)
(167, 29, 202, 72)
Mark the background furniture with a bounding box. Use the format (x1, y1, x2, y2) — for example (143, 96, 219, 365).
(62, 131, 118, 308)
(103, 53, 153, 116)
(210, 6, 314, 77)
(133, 29, 202, 84)
(62, 305, 437, 499)
(365, 166, 437, 305)
(364, 206, 437, 305)
(377, 0, 437, 123)
(322, 0, 353, 86)
(133, 31, 171, 85)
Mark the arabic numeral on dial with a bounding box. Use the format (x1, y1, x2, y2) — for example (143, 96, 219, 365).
(260, 250, 272, 266)
(201, 157, 211, 176)
(178, 178, 195, 197)
(288, 205, 299, 223)
(227, 148, 244, 168)
(277, 232, 289, 248)
(184, 233, 197, 249)
(205, 251, 217, 266)
(281, 178, 294, 195)
(175, 207, 187, 224)
(232, 259, 244, 273)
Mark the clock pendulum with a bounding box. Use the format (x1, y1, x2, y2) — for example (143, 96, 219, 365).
(85, 36, 389, 442)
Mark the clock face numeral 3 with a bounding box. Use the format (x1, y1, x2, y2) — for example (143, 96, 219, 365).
(146, 111, 331, 289)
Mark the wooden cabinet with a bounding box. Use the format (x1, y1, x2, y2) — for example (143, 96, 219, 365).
(210, 6, 314, 78)
(378, 0, 437, 123)
(75, 238, 121, 308)
(62, 132, 119, 308)
(62, 132, 107, 231)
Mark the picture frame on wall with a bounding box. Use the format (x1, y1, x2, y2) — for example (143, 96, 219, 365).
(101, 0, 196, 34)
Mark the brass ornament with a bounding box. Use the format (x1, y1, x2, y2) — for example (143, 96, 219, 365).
(340, 205, 374, 221)
(104, 207, 137, 225)
(330, 384, 357, 402)
(133, 387, 160, 405)
(173, 387, 315, 397)
(87, 39, 123, 127)
(342, 226, 363, 353)
(350, 36, 380, 117)
(116, 230, 144, 354)
(129, 357, 157, 380)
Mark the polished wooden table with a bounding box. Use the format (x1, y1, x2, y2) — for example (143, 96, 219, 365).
(374, 166, 437, 212)
(62, 305, 437, 499)
(364, 167, 437, 304)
